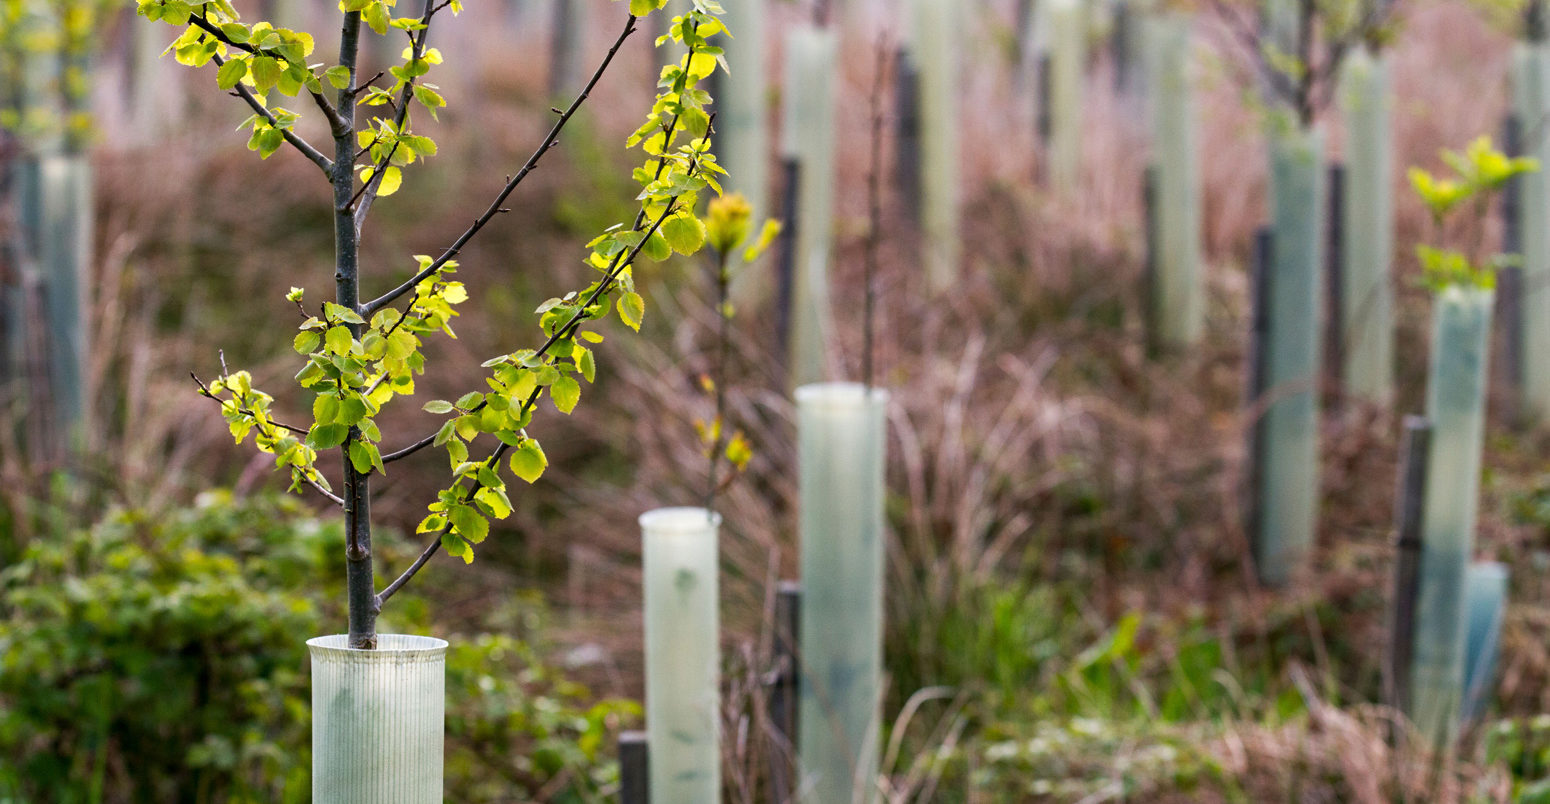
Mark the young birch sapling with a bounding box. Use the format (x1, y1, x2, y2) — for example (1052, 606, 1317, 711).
(135, 0, 733, 649)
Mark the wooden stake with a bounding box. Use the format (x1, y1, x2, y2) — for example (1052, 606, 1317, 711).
(1388, 415, 1430, 721)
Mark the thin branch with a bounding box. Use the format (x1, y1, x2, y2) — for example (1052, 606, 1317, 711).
(190, 11, 347, 133)
(379, 197, 686, 463)
(360, 12, 643, 315)
(211, 52, 334, 176)
(190, 372, 309, 434)
(354, 0, 442, 229)
(189, 373, 344, 508)
(376, 200, 687, 595)
(375, 441, 513, 607)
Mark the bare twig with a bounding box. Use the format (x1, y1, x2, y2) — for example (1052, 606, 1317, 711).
(360, 13, 644, 315)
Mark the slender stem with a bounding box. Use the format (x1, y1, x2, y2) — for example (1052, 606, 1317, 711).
(863, 38, 888, 391)
(332, 11, 377, 651)
(354, 0, 440, 231)
(361, 13, 642, 316)
(209, 52, 334, 176)
(705, 250, 730, 512)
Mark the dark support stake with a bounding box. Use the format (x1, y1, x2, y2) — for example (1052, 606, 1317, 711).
(1014, 0, 1035, 91)
(1142, 165, 1159, 356)
(775, 158, 801, 364)
(1244, 228, 1275, 566)
(620, 730, 649, 804)
(1326, 162, 1346, 402)
(894, 47, 921, 224)
(769, 581, 801, 803)
(1036, 53, 1053, 180)
(1388, 416, 1431, 726)
(1112, 1, 1132, 94)
(1501, 114, 1525, 419)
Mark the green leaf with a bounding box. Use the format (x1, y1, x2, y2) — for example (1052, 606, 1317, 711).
(662, 214, 707, 256)
(474, 486, 513, 519)
(509, 439, 548, 483)
(617, 292, 645, 331)
(423, 399, 454, 414)
(313, 393, 341, 424)
(640, 231, 671, 262)
(551, 375, 581, 414)
(348, 440, 383, 475)
(441, 532, 473, 564)
(449, 504, 489, 544)
(250, 55, 282, 92)
(308, 423, 350, 449)
(217, 58, 248, 90)
(325, 326, 353, 356)
(324, 65, 352, 89)
(338, 396, 369, 426)
(293, 330, 321, 354)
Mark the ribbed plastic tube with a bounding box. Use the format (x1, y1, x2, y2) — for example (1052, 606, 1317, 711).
(1048, 0, 1086, 193)
(640, 507, 722, 803)
(1409, 285, 1493, 748)
(39, 154, 91, 443)
(718, 0, 767, 217)
(720, 0, 770, 303)
(1256, 126, 1325, 586)
(1144, 12, 1202, 347)
(1515, 43, 1550, 419)
(795, 383, 889, 804)
(1462, 561, 1508, 723)
(1338, 45, 1395, 402)
(308, 634, 448, 804)
(909, 0, 961, 292)
(781, 26, 837, 389)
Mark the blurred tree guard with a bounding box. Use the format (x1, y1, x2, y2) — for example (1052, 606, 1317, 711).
(639, 508, 722, 803)
(1410, 284, 1493, 749)
(780, 24, 837, 389)
(1461, 561, 1508, 724)
(1226, 0, 1396, 583)
(1255, 125, 1323, 587)
(796, 383, 888, 804)
(1048, 0, 1085, 193)
(36, 153, 90, 449)
(717, 0, 770, 303)
(1513, 42, 1550, 419)
(1403, 136, 1532, 749)
(128, 6, 185, 141)
(907, 0, 960, 291)
(1, 0, 113, 457)
(1337, 44, 1395, 402)
(1142, 12, 1202, 349)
